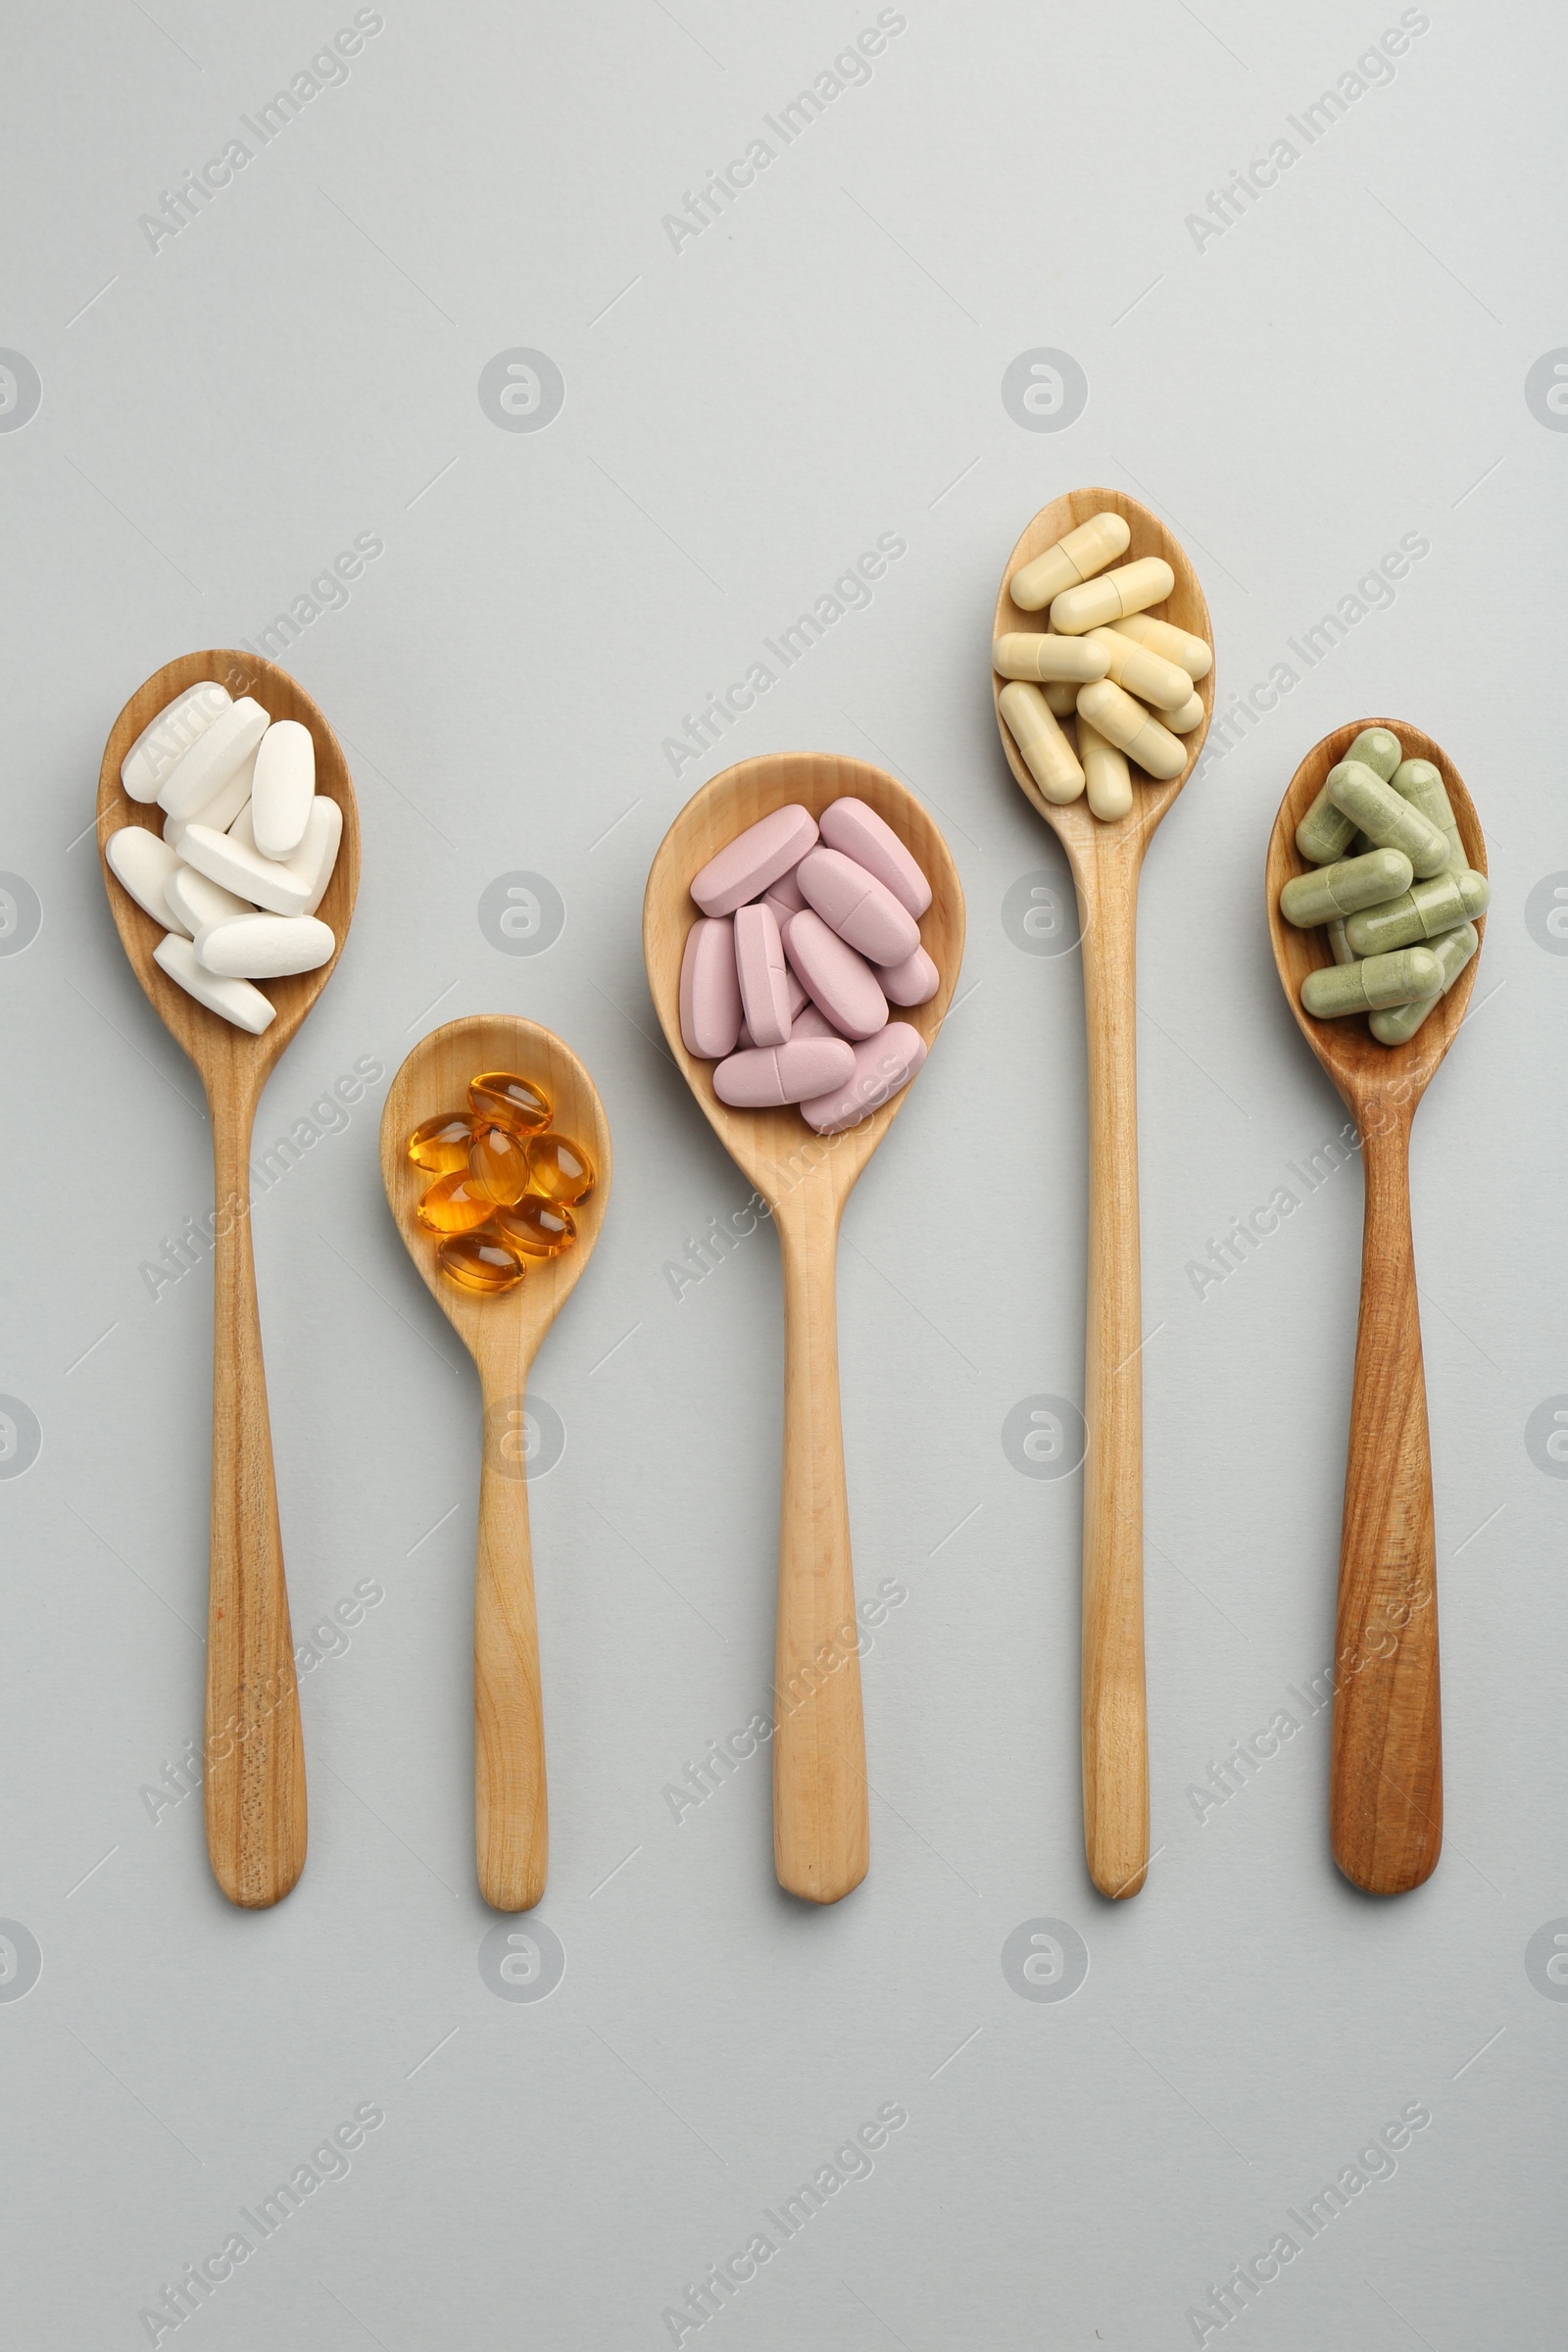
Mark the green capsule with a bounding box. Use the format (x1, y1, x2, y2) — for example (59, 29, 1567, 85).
(1327, 918, 1355, 965)
(1280, 848, 1413, 928)
(1391, 758, 1464, 873)
(1325, 760, 1449, 877)
(1367, 923, 1480, 1044)
(1301, 946, 1444, 1017)
(1345, 865, 1490, 956)
(1344, 727, 1402, 782)
(1296, 786, 1358, 865)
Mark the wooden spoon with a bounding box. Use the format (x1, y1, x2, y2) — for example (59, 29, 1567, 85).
(379, 1016, 612, 1911)
(644, 755, 964, 1904)
(1267, 721, 1486, 1895)
(97, 650, 360, 1908)
(992, 487, 1214, 1901)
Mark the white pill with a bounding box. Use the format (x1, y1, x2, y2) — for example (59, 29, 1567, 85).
(166, 863, 257, 935)
(158, 698, 270, 818)
(154, 933, 275, 1033)
(163, 746, 258, 850)
(121, 682, 231, 803)
(220, 797, 342, 916)
(250, 720, 316, 858)
(178, 822, 312, 917)
(195, 913, 335, 978)
(105, 826, 189, 933)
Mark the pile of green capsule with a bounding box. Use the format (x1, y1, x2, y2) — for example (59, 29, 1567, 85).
(1281, 728, 1488, 1046)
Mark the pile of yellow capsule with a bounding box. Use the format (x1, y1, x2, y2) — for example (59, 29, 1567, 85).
(408, 1070, 595, 1296)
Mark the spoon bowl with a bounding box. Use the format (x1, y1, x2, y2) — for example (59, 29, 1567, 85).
(644, 753, 964, 1902)
(98, 650, 360, 1909)
(380, 1015, 612, 1911)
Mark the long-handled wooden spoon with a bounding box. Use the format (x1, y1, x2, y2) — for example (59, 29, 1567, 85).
(1267, 722, 1486, 1894)
(379, 1016, 611, 1911)
(98, 650, 360, 1907)
(993, 488, 1214, 1900)
(645, 755, 963, 1904)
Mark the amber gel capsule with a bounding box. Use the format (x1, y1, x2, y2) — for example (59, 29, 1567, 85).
(1345, 866, 1490, 956)
(1280, 848, 1413, 928)
(416, 1171, 496, 1235)
(526, 1133, 595, 1204)
(1325, 761, 1449, 877)
(438, 1232, 525, 1295)
(1369, 923, 1479, 1043)
(1301, 946, 1443, 1017)
(467, 1122, 533, 1204)
(469, 1071, 551, 1131)
(408, 1113, 480, 1173)
(492, 1196, 576, 1258)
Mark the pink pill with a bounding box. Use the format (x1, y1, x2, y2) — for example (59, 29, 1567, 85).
(876, 944, 940, 1006)
(801, 1024, 929, 1135)
(790, 1002, 843, 1042)
(762, 862, 808, 925)
(713, 1035, 856, 1107)
(734, 903, 793, 1048)
(679, 915, 742, 1058)
(818, 797, 931, 918)
(782, 909, 889, 1041)
(797, 847, 920, 967)
(692, 805, 819, 918)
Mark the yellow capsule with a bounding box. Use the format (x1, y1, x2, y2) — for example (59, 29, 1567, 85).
(467, 1121, 533, 1204)
(416, 1171, 496, 1235)
(468, 1071, 552, 1131)
(526, 1132, 596, 1204)
(492, 1195, 576, 1258)
(437, 1231, 526, 1295)
(408, 1111, 481, 1173)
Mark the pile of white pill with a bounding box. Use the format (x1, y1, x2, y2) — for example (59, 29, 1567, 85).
(679, 798, 939, 1135)
(104, 681, 342, 1035)
(993, 512, 1211, 819)
(1279, 727, 1487, 1045)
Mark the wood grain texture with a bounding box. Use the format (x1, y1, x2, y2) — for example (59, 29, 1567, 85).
(97, 650, 361, 1909)
(379, 1016, 612, 1913)
(992, 489, 1214, 1901)
(644, 756, 965, 1905)
(1267, 721, 1487, 1896)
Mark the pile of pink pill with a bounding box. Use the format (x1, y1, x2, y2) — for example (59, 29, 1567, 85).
(679, 798, 940, 1136)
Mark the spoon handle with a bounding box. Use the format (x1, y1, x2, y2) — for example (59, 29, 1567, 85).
(1079, 868, 1150, 1899)
(206, 1102, 307, 1907)
(773, 1206, 868, 1904)
(1330, 1113, 1442, 1893)
(474, 1388, 548, 1910)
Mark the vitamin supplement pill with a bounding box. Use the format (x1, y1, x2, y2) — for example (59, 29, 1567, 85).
(713, 1034, 857, 1107)
(1301, 946, 1444, 1017)
(178, 820, 312, 917)
(163, 749, 256, 849)
(122, 682, 230, 802)
(788, 1003, 841, 1042)
(679, 914, 743, 1057)
(817, 797, 933, 918)
(797, 846, 921, 967)
(762, 863, 808, 923)
(1085, 627, 1193, 711)
(416, 1172, 496, 1235)
(1049, 557, 1175, 636)
(1325, 761, 1448, 877)
(409, 1113, 480, 1173)
(165, 862, 254, 937)
(1279, 848, 1414, 928)
(734, 902, 793, 1048)
(801, 1023, 929, 1135)
(153, 932, 275, 1033)
(1391, 759, 1464, 872)
(1078, 716, 1133, 822)
(1008, 513, 1131, 612)
(228, 796, 342, 915)
(469, 1072, 552, 1130)
(1110, 614, 1212, 681)
(1327, 919, 1355, 966)
(105, 826, 188, 931)
(875, 944, 940, 1006)
(467, 1121, 533, 1203)
(194, 913, 334, 977)
(492, 1195, 575, 1257)
(1368, 923, 1479, 1043)
(1043, 679, 1078, 717)
(691, 804, 818, 916)
(157, 698, 270, 818)
(1295, 787, 1358, 866)
(1075, 679, 1187, 781)
(782, 908, 890, 1039)
(1164, 689, 1206, 734)
(998, 680, 1086, 804)
(991, 632, 1112, 685)
(526, 1133, 596, 1204)
(1344, 865, 1490, 956)
(437, 1232, 525, 1295)
(250, 719, 315, 858)
(1344, 727, 1401, 782)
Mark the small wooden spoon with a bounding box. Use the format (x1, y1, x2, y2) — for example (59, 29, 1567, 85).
(645, 755, 964, 1905)
(1267, 721, 1486, 1895)
(379, 1016, 612, 1912)
(992, 488, 1214, 1901)
(97, 650, 360, 1908)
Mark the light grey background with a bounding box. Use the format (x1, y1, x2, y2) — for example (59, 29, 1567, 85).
(2, 3, 1565, 2345)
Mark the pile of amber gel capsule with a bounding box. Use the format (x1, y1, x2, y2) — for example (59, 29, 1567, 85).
(407, 1070, 595, 1296)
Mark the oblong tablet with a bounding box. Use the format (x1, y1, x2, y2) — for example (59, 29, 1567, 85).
(797, 847, 920, 967)
(227, 796, 343, 916)
(250, 719, 315, 858)
(734, 902, 793, 1048)
(122, 682, 230, 803)
(178, 821, 312, 917)
(875, 945, 939, 1005)
(194, 913, 335, 978)
(817, 798, 932, 917)
(782, 909, 889, 1040)
(165, 862, 256, 935)
(801, 1023, 928, 1135)
(713, 1034, 856, 1106)
(105, 826, 188, 932)
(762, 862, 808, 923)
(679, 914, 743, 1057)
(692, 805, 818, 916)
(153, 932, 275, 1032)
(163, 744, 258, 849)
(156, 698, 270, 818)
